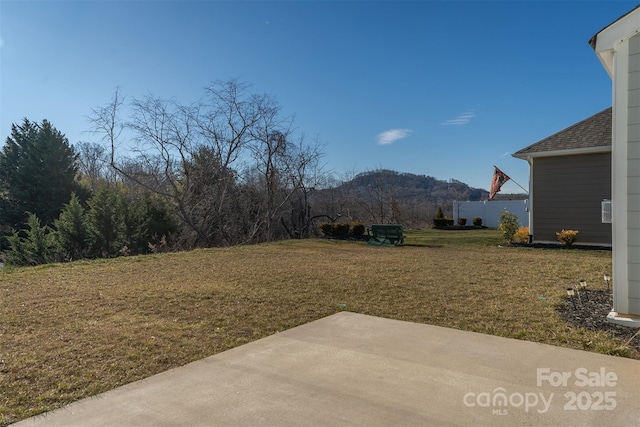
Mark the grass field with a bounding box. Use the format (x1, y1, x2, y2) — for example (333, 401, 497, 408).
(0, 228, 631, 425)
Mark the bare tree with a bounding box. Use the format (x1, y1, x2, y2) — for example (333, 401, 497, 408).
(89, 79, 326, 248)
(76, 141, 116, 189)
(358, 170, 393, 224)
(279, 135, 325, 239)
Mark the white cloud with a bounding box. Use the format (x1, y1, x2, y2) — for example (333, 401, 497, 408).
(376, 128, 412, 145)
(441, 110, 476, 126)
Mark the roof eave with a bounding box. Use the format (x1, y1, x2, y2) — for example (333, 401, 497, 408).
(590, 5, 640, 77)
(512, 145, 611, 160)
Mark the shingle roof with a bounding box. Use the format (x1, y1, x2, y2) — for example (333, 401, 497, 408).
(513, 107, 611, 158)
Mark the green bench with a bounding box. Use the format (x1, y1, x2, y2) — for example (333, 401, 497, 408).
(367, 224, 405, 247)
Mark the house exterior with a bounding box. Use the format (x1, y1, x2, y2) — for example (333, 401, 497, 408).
(590, 5, 640, 327)
(513, 108, 612, 245)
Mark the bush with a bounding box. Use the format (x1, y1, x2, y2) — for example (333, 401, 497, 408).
(435, 207, 445, 220)
(148, 234, 173, 254)
(320, 222, 351, 237)
(433, 218, 454, 228)
(319, 222, 334, 236)
(473, 217, 482, 226)
(434, 219, 455, 227)
(514, 226, 530, 243)
(334, 222, 350, 236)
(498, 210, 519, 244)
(5, 213, 60, 266)
(458, 217, 467, 226)
(351, 221, 365, 236)
(556, 229, 579, 246)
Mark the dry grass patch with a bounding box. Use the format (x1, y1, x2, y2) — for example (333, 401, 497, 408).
(0, 229, 632, 425)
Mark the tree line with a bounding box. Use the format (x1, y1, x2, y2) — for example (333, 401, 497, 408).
(0, 80, 331, 265)
(0, 79, 484, 266)
(0, 119, 179, 265)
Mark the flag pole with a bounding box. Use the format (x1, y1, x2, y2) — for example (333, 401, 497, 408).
(509, 177, 528, 194)
(493, 165, 528, 194)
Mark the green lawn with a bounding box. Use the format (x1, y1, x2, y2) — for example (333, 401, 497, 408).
(0, 228, 628, 425)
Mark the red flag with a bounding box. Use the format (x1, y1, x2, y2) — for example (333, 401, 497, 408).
(489, 166, 510, 200)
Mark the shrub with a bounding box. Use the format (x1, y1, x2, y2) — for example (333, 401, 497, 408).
(433, 218, 446, 227)
(514, 226, 530, 243)
(5, 213, 60, 266)
(134, 194, 178, 255)
(458, 217, 467, 226)
(556, 229, 579, 246)
(148, 234, 172, 253)
(334, 222, 350, 236)
(351, 221, 365, 236)
(319, 222, 333, 236)
(473, 217, 482, 226)
(498, 210, 519, 244)
(435, 207, 445, 220)
(320, 222, 352, 237)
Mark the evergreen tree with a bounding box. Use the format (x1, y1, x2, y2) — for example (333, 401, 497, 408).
(87, 186, 125, 257)
(137, 194, 177, 252)
(0, 119, 80, 228)
(114, 191, 177, 255)
(54, 193, 93, 260)
(120, 193, 140, 255)
(5, 213, 59, 266)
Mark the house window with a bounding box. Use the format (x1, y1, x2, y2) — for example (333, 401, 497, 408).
(602, 199, 612, 223)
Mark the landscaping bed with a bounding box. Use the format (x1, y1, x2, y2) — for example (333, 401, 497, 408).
(432, 225, 487, 230)
(513, 242, 612, 251)
(557, 289, 640, 354)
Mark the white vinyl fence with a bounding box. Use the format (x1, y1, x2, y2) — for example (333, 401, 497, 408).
(452, 200, 529, 228)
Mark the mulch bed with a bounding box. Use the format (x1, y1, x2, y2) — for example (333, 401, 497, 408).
(433, 225, 487, 230)
(513, 242, 612, 251)
(556, 288, 640, 354)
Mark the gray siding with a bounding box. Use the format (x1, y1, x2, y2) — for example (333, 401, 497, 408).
(627, 33, 640, 312)
(532, 153, 611, 245)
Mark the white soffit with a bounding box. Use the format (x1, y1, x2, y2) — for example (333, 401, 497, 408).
(593, 7, 640, 77)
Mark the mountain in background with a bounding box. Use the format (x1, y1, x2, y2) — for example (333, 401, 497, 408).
(310, 170, 526, 228)
(346, 170, 488, 201)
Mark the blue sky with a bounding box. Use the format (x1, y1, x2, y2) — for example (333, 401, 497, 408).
(1, 0, 637, 192)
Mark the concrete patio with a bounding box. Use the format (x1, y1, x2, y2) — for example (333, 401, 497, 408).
(13, 312, 640, 426)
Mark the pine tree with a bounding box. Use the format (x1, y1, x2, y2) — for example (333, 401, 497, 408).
(5, 213, 59, 266)
(55, 193, 93, 260)
(87, 186, 125, 257)
(0, 119, 80, 228)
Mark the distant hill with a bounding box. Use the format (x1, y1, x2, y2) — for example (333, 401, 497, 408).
(345, 170, 489, 201)
(310, 170, 526, 228)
